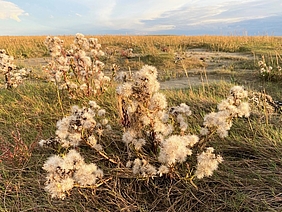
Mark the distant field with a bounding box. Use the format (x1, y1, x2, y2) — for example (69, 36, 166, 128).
(1, 35, 282, 58)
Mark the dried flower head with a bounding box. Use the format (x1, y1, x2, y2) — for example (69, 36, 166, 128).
(44, 33, 109, 98)
(43, 149, 103, 199)
(202, 86, 250, 138)
(0, 49, 31, 89)
(195, 147, 223, 179)
(132, 158, 157, 177)
(158, 135, 199, 165)
(40, 101, 110, 149)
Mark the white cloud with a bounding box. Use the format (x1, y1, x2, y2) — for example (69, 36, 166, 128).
(68, 0, 280, 34)
(0, 0, 26, 22)
(1, 0, 281, 35)
(136, 0, 282, 33)
(98, 0, 187, 29)
(145, 24, 176, 32)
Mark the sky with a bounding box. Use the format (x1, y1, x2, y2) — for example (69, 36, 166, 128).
(0, 0, 282, 36)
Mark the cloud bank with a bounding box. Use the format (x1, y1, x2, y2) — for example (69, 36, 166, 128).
(137, 0, 282, 34)
(1, 0, 282, 35)
(0, 0, 28, 22)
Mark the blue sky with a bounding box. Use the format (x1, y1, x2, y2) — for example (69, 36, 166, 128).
(0, 0, 282, 35)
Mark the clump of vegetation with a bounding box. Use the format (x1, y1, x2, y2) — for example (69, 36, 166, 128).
(258, 55, 282, 81)
(0, 49, 31, 88)
(44, 33, 110, 98)
(39, 64, 251, 199)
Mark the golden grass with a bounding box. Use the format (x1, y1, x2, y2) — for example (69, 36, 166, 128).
(0, 35, 282, 211)
(1, 35, 282, 59)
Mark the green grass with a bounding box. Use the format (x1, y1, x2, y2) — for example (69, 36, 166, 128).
(1, 36, 282, 211)
(1, 81, 281, 211)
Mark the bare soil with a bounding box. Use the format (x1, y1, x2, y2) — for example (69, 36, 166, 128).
(161, 48, 256, 89)
(15, 48, 258, 89)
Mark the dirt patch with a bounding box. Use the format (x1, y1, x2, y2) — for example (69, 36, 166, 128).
(186, 48, 253, 70)
(15, 49, 257, 89)
(160, 75, 229, 89)
(162, 48, 256, 89)
(16, 57, 51, 69)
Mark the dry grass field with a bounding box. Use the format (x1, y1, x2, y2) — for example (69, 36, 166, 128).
(0, 34, 282, 211)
